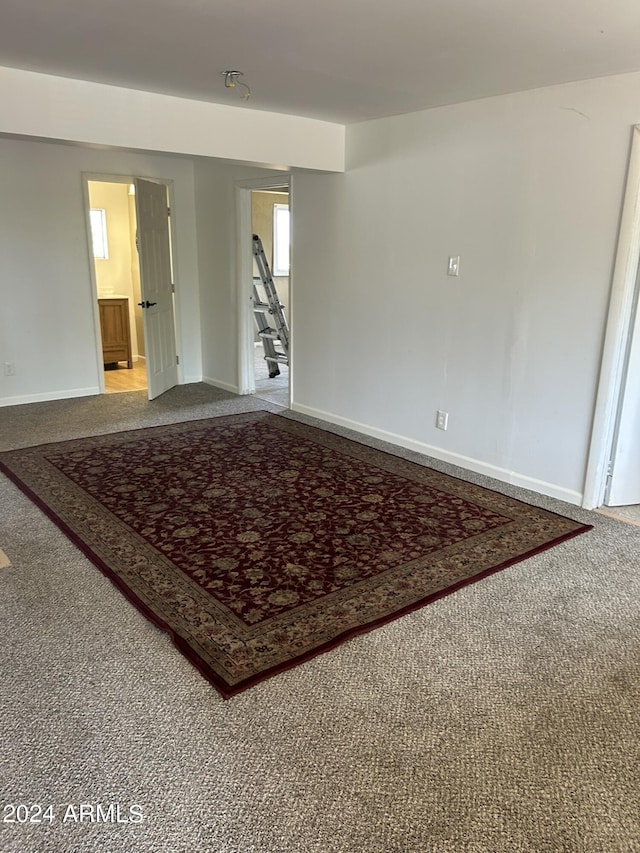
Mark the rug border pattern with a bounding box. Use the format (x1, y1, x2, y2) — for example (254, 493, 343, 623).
(0, 411, 593, 698)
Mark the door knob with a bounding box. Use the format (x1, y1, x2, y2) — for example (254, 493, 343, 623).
(137, 300, 157, 308)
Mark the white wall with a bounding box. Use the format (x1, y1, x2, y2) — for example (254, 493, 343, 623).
(0, 137, 202, 404)
(5, 67, 640, 506)
(291, 72, 640, 504)
(193, 162, 285, 392)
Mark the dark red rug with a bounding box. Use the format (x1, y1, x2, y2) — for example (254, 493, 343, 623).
(0, 411, 591, 697)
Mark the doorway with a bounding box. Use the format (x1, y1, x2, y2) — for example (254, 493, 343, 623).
(584, 124, 640, 517)
(235, 175, 292, 407)
(85, 175, 179, 400)
(251, 186, 290, 406)
(87, 179, 147, 394)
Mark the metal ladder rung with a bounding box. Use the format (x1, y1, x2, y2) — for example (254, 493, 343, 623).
(252, 235, 289, 376)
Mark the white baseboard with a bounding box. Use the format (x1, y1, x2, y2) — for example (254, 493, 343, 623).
(202, 376, 239, 394)
(291, 402, 583, 507)
(0, 387, 99, 408)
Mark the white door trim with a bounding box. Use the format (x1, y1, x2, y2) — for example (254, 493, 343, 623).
(583, 124, 640, 508)
(234, 175, 292, 401)
(235, 183, 255, 395)
(81, 174, 108, 394)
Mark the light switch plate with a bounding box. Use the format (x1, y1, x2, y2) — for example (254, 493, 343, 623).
(436, 410, 449, 430)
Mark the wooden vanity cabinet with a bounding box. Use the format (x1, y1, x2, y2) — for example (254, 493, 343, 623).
(98, 297, 133, 368)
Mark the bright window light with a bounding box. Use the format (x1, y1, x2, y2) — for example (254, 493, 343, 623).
(90, 208, 109, 259)
(273, 204, 290, 276)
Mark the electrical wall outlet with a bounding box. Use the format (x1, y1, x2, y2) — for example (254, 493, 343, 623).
(3, 362, 15, 376)
(436, 410, 449, 431)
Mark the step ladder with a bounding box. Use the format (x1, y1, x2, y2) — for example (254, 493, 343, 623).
(252, 233, 289, 378)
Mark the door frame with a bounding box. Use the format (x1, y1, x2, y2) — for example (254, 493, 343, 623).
(235, 174, 292, 400)
(583, 124, 640, 508)
(82, 172, 182, 396)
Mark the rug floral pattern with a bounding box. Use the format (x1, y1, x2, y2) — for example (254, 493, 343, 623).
(0, 412, 591, 697)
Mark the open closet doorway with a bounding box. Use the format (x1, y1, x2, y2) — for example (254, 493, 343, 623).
(251, 184, 290, 406)
(87, 179, 147, 394)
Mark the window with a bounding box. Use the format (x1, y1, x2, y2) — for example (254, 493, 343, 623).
(89, 208, 109, 259)
(272, 203, 290, 276)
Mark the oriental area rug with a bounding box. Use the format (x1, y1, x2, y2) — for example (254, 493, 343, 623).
(0, 411, 592, 698)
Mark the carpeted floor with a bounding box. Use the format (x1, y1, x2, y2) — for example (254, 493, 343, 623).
(1, 384, 639, 853)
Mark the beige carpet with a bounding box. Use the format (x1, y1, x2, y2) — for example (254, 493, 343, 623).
(1, 384, 639, 853)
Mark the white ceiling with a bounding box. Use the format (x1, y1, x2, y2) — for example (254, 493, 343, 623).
(2, 0, 640, 124)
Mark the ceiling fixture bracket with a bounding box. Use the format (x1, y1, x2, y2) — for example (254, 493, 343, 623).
(221, 70, 251, 100)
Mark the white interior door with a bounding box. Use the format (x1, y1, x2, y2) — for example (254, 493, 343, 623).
(606, 276, 640, 506)
(135, 178, 178, 400)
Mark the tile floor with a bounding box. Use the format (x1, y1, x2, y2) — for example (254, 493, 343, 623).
(252, 343, 289, 407)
